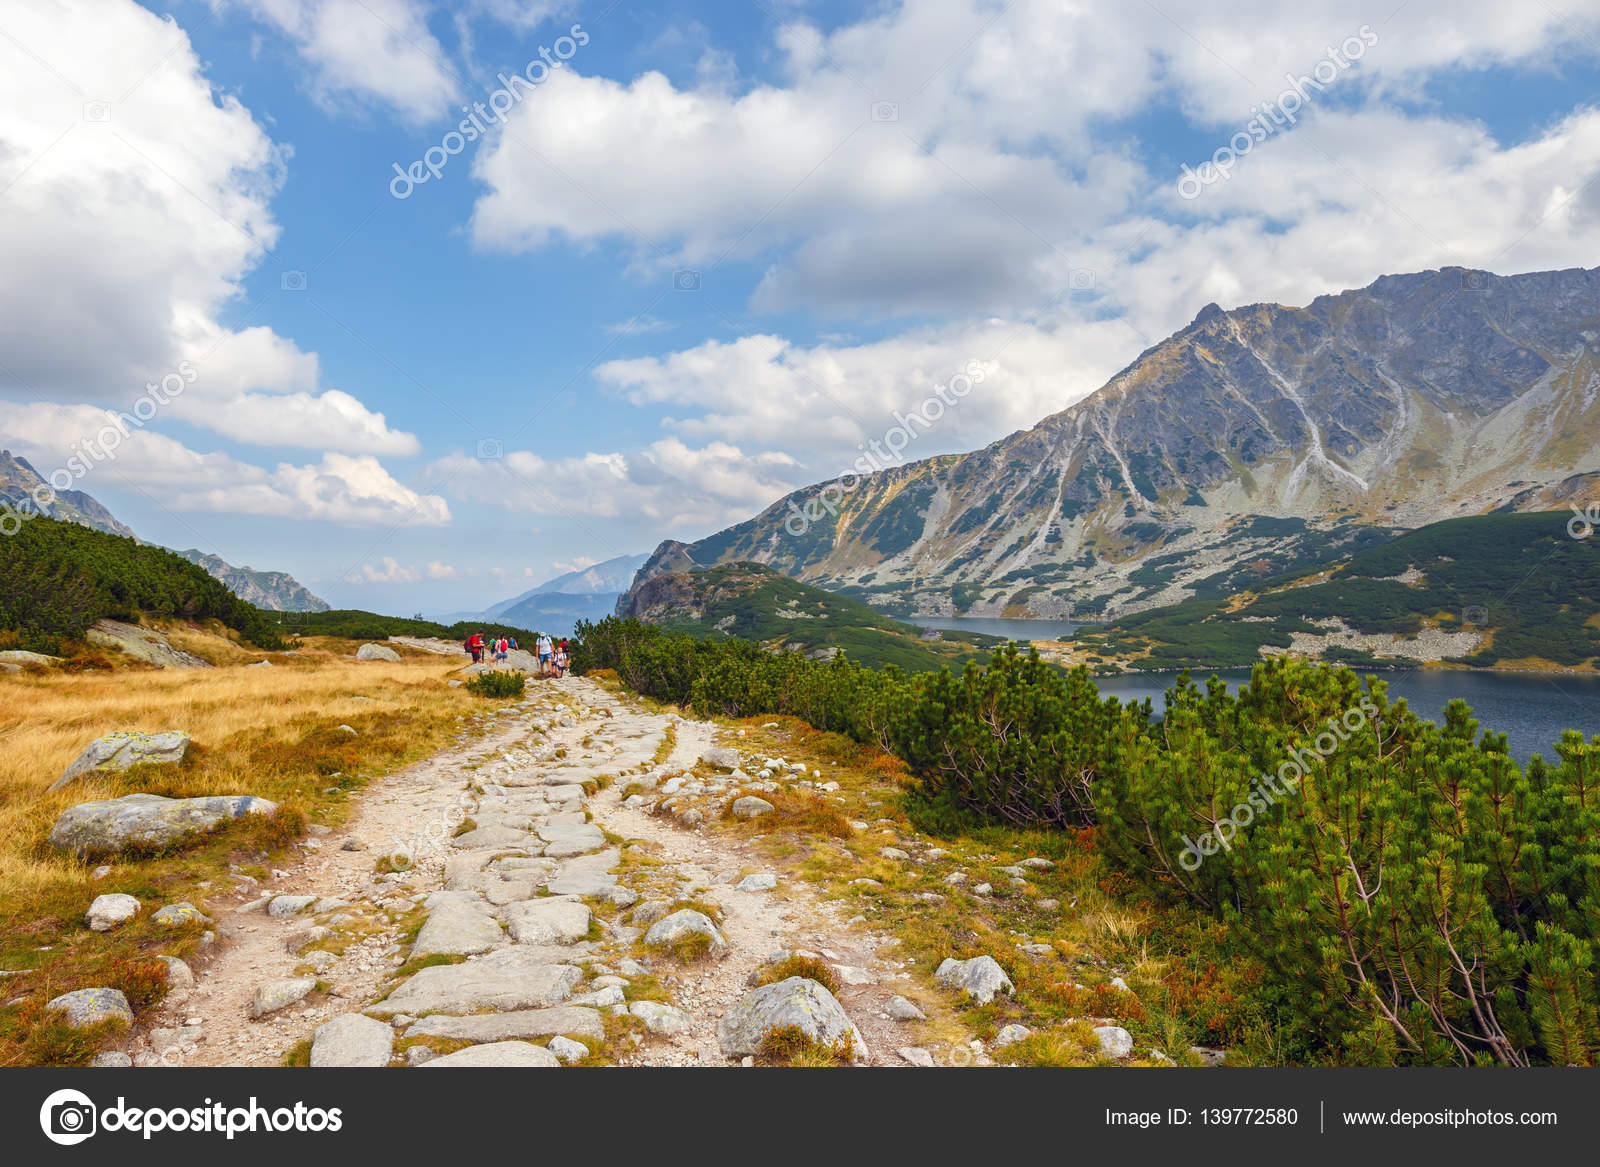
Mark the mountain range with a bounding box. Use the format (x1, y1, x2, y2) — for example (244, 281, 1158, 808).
(0, 449, 328, 612)
(437, 553, 649, 636)
(623, 266, 1600, 621)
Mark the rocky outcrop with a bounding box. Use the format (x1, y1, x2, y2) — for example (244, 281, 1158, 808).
(355, 643, 401, 662)
(86, 620, 211, 668)
(716, 977, 869, 1061)
(47, 793, 279, 857)
(173, 548, 329, 612)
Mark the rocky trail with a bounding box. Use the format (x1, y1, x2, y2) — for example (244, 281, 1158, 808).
(116, 677, 952, 1069)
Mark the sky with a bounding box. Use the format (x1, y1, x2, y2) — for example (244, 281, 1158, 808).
(2, 0, 1599, 615)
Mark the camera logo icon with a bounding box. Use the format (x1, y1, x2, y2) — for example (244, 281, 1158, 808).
(871, 101, 899, 122)
(1462, 604, 1488, 627)
(281, 270, 308, 292)
(1069, 268, 1096, 290)
(40, 1088, 97, 1146)
(1463, 271, 1487, 290)
(475, 437, 504, 461)
(82, 101, 111, 123)
(673, 269, 700, 291)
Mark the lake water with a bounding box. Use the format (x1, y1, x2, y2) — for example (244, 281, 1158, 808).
(913, 617, 1600, 766)
(1094, 667, 1600, 768)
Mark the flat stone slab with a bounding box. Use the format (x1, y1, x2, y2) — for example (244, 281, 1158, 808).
(370, 950, 582, 1016)
(412, 902, 504, 957)
(419, 1041, 559, 1068)
(311, 1014, 394, 1067)
(505, 897, 591, 945)
(452, 824, 537, 850)
(406, 1006, 604, 1043)
(545, 871, 618, 897)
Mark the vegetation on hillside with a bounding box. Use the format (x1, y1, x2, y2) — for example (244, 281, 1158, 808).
(0, 516, 284, 654)
(575, 615, 1600, 1066)
(625, 561, 998, 671)
(267, 609, 538, 646)
(1074, 511, 1600, 670)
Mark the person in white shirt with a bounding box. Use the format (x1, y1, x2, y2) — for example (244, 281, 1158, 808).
(536, 633, 554, 676)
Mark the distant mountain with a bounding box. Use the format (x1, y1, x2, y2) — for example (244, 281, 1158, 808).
(624, 266, 1600, 622)
(0, 448, 327, 612)
(173, 549, 329, 613)
(494, 591, 618, 638)
(481, 553, 649, 620)
(0, 449, 135, 538)
(618, 560, 998, 671)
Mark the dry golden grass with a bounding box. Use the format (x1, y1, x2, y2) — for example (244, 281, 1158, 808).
(0, 626, 480, 1064)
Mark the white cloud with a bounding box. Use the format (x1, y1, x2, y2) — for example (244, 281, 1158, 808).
(360, 556, 420, 583)
(0, 0, 420, 456)
(550, 555, 598, 573)
(426, 560, 457, 579)
(222, 0, 459, 123)
(427, 438, 802, 529)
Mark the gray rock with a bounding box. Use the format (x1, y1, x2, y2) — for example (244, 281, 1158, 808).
(504, 897, 591, 945)
(717, 977, 868, 1061)
(993, 1023, 1032, 1048)
(934, 955, 1015, 1005)
(248, 977, 317, 1019)
(47, 988, 133, 1029)
(628, 1001, 692, 1035)
(897, 1046, 935, 1067)
(642, 909, 729, 957)
(831, 964, 877, 986)
(731, 796, 775, 819)
(285, 926, 332, 954)
(1036, 898, 1060, 912)
(1019, 857, 1055, 870)
(547, 1035, 588, 1063)
(607, 886, 638, 908)
(885, 995, 927, 1022)
(407, 1006, 605, 1044)
(310, 1014, 393, 1067)
(86, 893, 140, 931)
(1189, 1045, 1227, 1067)
(1095, 1026, 1134, 1059)
(152, 902, 210, 927)
(630, 900, 671, 926)
(49, 731, 191, 793)
(537, 823, 606, 857)
(86, 619, 210, 669)
(736, 873, 777, 892)
(545, 871, 618, 897)
(267, 895, 317, 918)
(419, 1041, 560, 1068)
(405, 1046, 435, 1065)
(91, 1052, 134, 1067)
(881, 847, 910, 861)
(155, 955, 195, 993)
(370, 949, 582, 1016)
(47, 793, 279, 858)
(412, 902, 503, 957)
(451, 824, 535, 850)
(699, 747, 743, 771)
(355, 643, 402, 662)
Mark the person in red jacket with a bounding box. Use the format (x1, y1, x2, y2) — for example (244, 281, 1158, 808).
(466, 632, 485, 663)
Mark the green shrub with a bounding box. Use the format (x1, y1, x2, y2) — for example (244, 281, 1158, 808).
(465, 671, 526, 698)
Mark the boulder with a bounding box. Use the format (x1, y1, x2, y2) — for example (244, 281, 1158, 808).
(310, 1014, 394, 1067)
(642, 910, 729, 958)
(897, 1046, 935, 1067)
(628, 1001, 691, 1035)
(91, 1052, 134, 1067)
(547, 1035, 589, 1063)
(86, 893, 140, 932)
(699, 747, 743, 771)
(731, 796, 775, 819)
(504, 898, 591, 945)
(47, 988, 134, 1029)
(885, 995, 927, 1022)
(155, 956, 195, 993)
(86, 620, 210, 669)
(267, 895, 317, 918)
(0, 649, 60, 667)
(419, 1041, 560, 1068)
(716, 977, 868, 1061)
(1095, 1026, 1134, 1059)
(152, 902, 210, 927)
(49, 731, 191, 793)
(993, 1023, 1032, 1048)
(48, 793, 278, 858)
(248, 977, 317, 1019)
(735, 873, 777, 892)
(355, 643, 401, 662)
(934, 955, 1015, 1005)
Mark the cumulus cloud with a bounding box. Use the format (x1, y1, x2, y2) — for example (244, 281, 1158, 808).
(221, 0, 459, 123)
(0, 0, 420, 456)
(426, 438, 802, 529)
(426, 560, 457, 579)
(360, 557, 421, 583)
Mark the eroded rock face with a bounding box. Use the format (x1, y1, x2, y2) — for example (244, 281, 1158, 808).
(49, 731, 192, 793)
(716, 977, 868, 1061)
(47, 793, 279, 858)
(86, 620, 211, 669)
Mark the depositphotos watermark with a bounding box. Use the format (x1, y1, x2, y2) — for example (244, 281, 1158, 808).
(1567, 502, 1600, 539)
(784, 359, 988, 537)
(40, 1088, 343, 1145)
(1177, 693, 1380, 871)
(1177, 25, 1378, 199)
(1, 360, 196, 537)
(390, 24, 589, 198)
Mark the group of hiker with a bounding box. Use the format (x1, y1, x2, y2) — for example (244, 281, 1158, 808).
(462, 630, 569, 677)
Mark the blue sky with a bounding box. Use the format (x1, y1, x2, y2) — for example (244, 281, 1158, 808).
(2, 0, 1599, 615)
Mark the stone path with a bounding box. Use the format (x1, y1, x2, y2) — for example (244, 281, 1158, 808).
(128, 677, 926, 1068)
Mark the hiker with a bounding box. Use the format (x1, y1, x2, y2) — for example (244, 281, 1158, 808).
(509, 636, 518, 651)
(495, 636, 508, 662)
(537, 632, 554, 676)
(553, 644, 569, 677)
(466, 631, 484, 663)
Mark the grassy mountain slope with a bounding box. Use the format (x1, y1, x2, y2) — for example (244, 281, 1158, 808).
(618, 561, 998, 671)
(1067, 510, 1600, 670)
